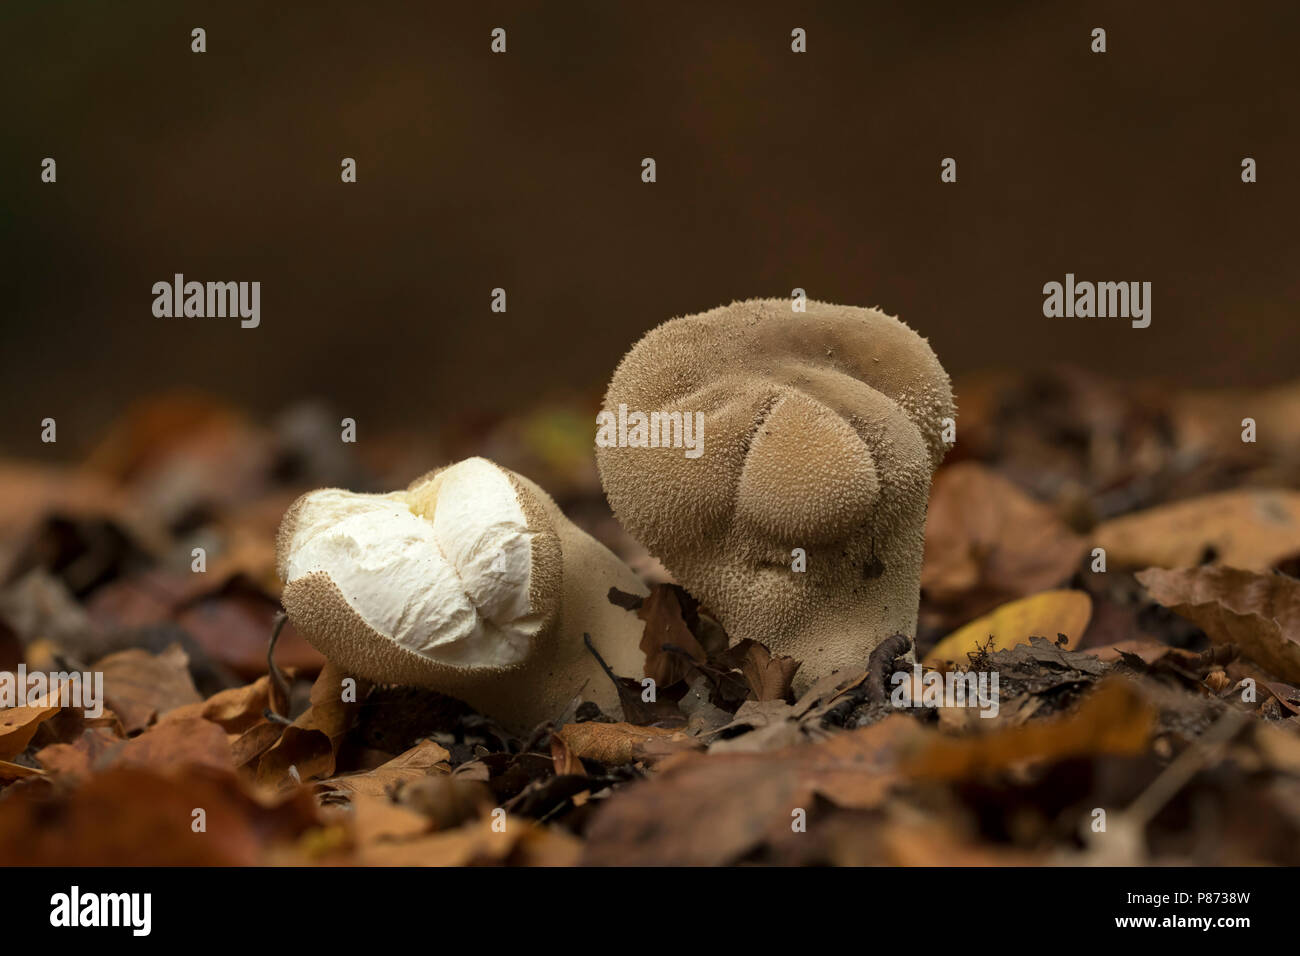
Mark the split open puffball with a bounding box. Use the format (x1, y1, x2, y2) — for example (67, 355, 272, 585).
(277, 457, 647, 730)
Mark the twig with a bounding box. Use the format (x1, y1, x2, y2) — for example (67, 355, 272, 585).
(866, 633, 913, 704)
(265, 611, 292, 722)
(583, 632, 620, 690)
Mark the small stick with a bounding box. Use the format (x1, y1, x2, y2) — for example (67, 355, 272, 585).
(583, 632, 620, 690)
(265, 611, 292, 722)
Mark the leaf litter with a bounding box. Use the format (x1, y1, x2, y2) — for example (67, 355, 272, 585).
(2, 373, 1300, 865)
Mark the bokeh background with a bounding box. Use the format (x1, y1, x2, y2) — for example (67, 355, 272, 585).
(3, 0, 1298, 457)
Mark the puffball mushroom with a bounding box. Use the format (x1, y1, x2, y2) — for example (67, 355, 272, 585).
(596, 298, 954, 691)
(276, 457, 647, 731)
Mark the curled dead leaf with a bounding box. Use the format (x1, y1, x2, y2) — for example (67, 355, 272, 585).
(1137, 565, 1300, 684)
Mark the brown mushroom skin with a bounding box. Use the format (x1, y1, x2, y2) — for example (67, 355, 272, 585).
(597, 298, 954, 690)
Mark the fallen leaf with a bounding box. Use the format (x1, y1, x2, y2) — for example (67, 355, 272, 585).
(549, 730, 585, 776)
(316, 739, 451, 796)
(176, 576, 324, 677)
(707, 699, 814, 754)
(0, 760, 43, 783)
(1093, 489, 1300, 571)
(716, 639, 800, 702)
(0, 699, 61, 760)
(257, 727, 333, 788)
(230, 720, 284, 769)
(347, 792, 430, 845)
(1137, 566, 1300, 683)
(358, 815, 581, 866)
(0, 766, 325, 865)
(35, 728, 124, 778)
(110, 716, 234, 774)
(391, 775, 496, 830)
(925, 590, 1093, 666)
(159, 675, 276, 733)
(902, 679, 1154, 780)
(582, 717, 917, 865)
(554, 721, 694, 766)
(637, 584, 707, 686)
(257, 662, 365, 787)
(922, 463, 1089, 621)
(97, 643, 202, 733)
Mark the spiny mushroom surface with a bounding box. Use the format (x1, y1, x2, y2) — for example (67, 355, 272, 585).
(277, 457, 647, 731)
(597, 298, 954, 690)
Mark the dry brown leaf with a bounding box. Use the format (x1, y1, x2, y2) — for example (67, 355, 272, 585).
(316, 739, 451, 796)
(159, 675, 275, 733)
(549, 730, 585, 776)
(922, 463, 1088, 619)
(230, 720, 284, 770)
(717, 639, 800, 701)
(112, 716, 234, 775)
(0, 699, 62, 760)
(390, 775, 496, 830)
(257, 662, 364, 787)
(98, 643, 202, 733)
(347, 792, 430, 845)
(707, 700, 813, 754)
(35, 728, 124, 778)
(1089, 638, 1204, 666)
(257, 727, 333, 788)
(358, 815, 581, 866)
(0, 760, 43, 783)
(637, 584, 707, 685)
(902, 678, 1153, 780)
(582, 716, 917, 865)
(1137, 565, 1300, 683)
(925, 590, 1093, 666)
(554, 721, 694, 765)
(176, 576, 325, 677)
(0, 465, 139, 584)
(1173, 382, 1300, 461)
(1093, 489, 1300, 571)
(0, 766, 325, 865)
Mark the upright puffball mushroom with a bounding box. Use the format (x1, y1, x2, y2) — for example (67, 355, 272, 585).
(276, 457, 647, 731)
(597, 298, 954, 691)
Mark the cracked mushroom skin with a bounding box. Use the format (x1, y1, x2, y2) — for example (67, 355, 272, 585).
(597, 298, 954, 691)
(276, 457, 647, 731)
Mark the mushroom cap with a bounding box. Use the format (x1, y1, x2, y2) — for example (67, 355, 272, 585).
(276, 457, 562, 687)
(597, 298, 954, 679)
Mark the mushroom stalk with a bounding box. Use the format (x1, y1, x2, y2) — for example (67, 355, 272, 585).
(276, 457, 647, 731)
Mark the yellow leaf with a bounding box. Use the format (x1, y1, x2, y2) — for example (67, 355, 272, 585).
(924, 590, 1092, 666)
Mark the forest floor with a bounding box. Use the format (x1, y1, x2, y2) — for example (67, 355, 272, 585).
(2, 367, 1299, 865)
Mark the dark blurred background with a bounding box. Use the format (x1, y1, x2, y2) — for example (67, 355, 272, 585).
(3, 0, 1297, 458)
